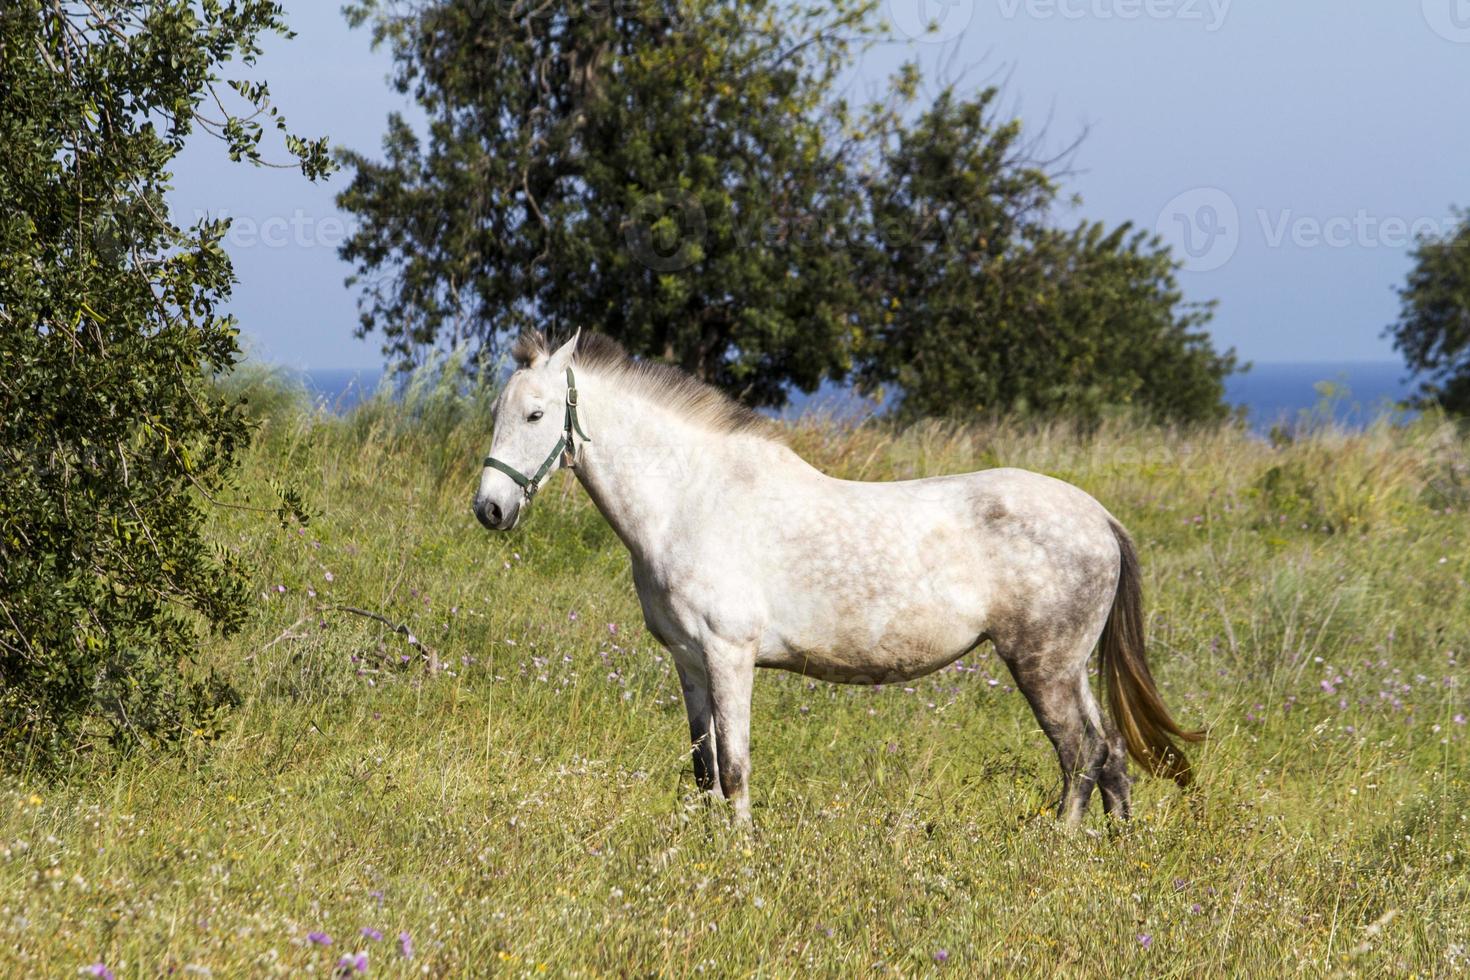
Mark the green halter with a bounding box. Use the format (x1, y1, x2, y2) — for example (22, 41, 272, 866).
(483, 366, 591, 500)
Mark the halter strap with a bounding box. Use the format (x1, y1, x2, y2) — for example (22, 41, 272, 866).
(482, 366, 589, 501)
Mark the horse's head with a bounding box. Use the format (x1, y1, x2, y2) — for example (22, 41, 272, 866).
(474, 330, 582, 531)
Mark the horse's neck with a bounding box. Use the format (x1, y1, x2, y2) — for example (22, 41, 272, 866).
(570, 373, 757, 562)
(570, 374, 710, 560)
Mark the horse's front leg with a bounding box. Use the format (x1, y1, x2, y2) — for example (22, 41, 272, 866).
(704, 640, 756, 824)
(674, 657, 720, 797)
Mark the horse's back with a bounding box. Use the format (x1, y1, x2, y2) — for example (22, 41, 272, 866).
(742, 464, 1120, 682)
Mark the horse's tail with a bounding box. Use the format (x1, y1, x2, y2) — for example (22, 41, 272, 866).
(1100, 519, 1204, 788)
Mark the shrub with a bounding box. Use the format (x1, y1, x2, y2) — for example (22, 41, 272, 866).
(0, 1, 328, 772)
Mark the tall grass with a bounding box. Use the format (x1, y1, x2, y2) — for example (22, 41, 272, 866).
(2, 367, 1467, 976)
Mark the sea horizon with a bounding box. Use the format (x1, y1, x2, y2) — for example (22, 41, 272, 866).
(291, 360, 1419, 434)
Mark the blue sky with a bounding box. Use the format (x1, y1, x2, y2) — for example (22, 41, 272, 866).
(168, 1, 1470, 371)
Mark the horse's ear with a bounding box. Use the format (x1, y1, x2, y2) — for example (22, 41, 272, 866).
(510, 330, 549, 368)
(547, 328, 580, 373)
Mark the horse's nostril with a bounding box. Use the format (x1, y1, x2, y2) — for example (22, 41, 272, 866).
(474, 499, 503, 530)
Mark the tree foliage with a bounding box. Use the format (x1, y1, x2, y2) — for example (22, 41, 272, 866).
(338, 0, 1236, 419)
(338, 0, 877, 405)
(1389, 208, 1470, 416)
(858, 90, 1237, 422)
(0, 1, 328, 771)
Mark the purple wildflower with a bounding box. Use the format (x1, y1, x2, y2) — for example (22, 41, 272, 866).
(361, 927, 382, 941)
(933, 949, 949, 964)
(308, 931, 333, 945)
(86, 965, 115, 980)
(336, 952, 368, 975)
(1138, 934, 1153, 950)
(399, 932, 414, 958)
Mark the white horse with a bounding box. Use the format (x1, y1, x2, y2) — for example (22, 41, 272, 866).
(474, 331, 1202, 825)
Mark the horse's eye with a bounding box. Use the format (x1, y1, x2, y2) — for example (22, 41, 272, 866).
(527, 410, 544, 423)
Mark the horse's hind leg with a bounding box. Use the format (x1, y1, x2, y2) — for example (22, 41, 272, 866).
(1096, 730, 1132, 820)
(999, 645, 1114, 827)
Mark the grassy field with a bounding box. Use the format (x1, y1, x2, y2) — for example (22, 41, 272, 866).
(3, 373, 1468, 977)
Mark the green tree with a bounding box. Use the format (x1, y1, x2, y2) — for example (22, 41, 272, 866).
(337, 0, 878, 406)
(0, 1, 329, 771)
(857, 89, 1237, 423)
(1389, 208, 1470, 415)
(338, 1, 1233, 418)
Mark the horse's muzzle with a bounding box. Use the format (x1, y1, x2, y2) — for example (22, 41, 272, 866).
(473, 496, 515, 531)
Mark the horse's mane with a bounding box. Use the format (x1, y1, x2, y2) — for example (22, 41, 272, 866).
(510, 330, 782, 443)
